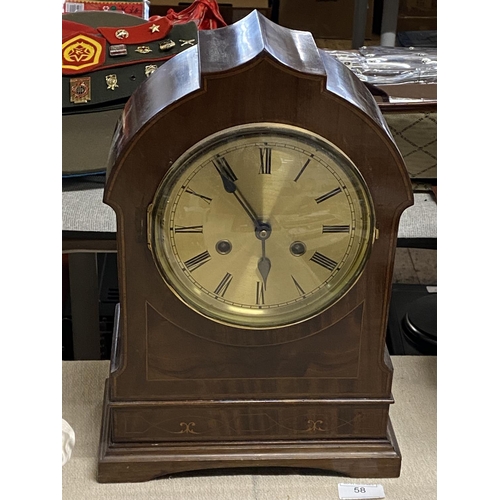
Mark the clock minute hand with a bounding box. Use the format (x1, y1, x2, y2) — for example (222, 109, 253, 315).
(215, 164, 260, 227)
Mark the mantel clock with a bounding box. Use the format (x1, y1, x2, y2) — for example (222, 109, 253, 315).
(98, 11, 413, 482)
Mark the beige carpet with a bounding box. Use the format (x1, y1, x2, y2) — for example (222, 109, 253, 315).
(385, 112, 437, 180)
(62, 357, 436, 499)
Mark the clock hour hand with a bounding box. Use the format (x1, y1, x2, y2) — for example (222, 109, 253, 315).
(257, 224, 271, 289)
(258, 246, 271, 289)
(218, 169, 237, 194)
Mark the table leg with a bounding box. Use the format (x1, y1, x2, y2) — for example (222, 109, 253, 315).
(352, 0, 369, 49)
(68, 253, 101, 360)
(380, 0, 400, 46)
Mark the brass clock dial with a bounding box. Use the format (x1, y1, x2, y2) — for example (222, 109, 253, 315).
(149, 123, 375, 328)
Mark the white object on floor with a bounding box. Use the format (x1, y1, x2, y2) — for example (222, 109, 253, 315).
(62, 418, 76, 466)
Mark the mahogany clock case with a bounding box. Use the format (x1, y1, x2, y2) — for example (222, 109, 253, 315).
(66, 258, 436, 359)
(98, 12, 413, 482)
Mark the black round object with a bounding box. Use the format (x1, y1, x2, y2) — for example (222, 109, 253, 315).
(402, 294, 437, 354)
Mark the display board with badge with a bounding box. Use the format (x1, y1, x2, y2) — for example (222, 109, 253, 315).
(62, 1, 226, 177)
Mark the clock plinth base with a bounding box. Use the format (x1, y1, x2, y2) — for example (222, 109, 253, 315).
(97, 381, 401, 483)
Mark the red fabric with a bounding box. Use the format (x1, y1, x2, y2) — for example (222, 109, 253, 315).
(62, 19, 101, 39)
(150, 0, 227, 30)
(97, 16, 173, 44)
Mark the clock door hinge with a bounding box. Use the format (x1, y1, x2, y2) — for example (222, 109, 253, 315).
(146, 203, 153, 251)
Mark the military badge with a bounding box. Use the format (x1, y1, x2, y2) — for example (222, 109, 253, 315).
(159, 39, 176, 51)
(145, 65, 158, 78)
(106, 74, 119, 91)
(109, 44, 127, 57)
(62, 34, 105, 74)
(70, 77, 91, 104)
(115, 29, 129, 40)
(135, 46, 153, 54)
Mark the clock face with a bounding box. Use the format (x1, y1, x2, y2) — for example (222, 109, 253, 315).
(149, 123, 375, 329)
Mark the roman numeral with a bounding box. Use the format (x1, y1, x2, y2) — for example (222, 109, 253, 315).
(315, 187, 342, 204)
(213, 155, 237, 182)
(291, 275, 306, 296)
(174, 225, 203, 233)
(256, 281, 265, 305)
(185, 187, 212, 204)
(322, 225, 350, 233)
(310, 251, 338, 271)
(294, 157, 312, 182)
(184, 250, 211, 272)
(259, 147, 272, 174)
(214, 272, 233, 297)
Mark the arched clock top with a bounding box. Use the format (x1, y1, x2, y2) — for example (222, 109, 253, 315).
(197, 10, 325, 76)
(105, 10, 412, 211)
